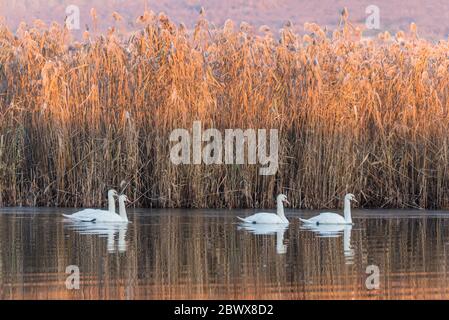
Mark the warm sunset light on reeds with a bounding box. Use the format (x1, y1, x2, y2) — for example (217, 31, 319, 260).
(0, 10, 448, 209)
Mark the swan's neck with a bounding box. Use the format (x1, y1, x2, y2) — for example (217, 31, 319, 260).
(119, 200, 128, 222)
(344, 199, 352, 223)
(277, 199, 286, 220)
(108, 194, 116, 213)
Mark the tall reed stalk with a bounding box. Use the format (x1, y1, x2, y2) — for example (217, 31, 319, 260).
(0, 12, 448, 209)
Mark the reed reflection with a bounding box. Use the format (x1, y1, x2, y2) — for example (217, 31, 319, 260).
(0, 209, 449, 299)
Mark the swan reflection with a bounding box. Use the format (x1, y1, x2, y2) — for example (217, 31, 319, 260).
(65, 221, 128, 253)
(238, 223, 288, 254)
(301, 224, 354, 264)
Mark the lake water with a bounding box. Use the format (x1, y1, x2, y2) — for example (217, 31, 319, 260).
(0, 208, 449, 299)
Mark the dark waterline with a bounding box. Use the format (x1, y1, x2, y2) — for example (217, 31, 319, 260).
(0, 208, 449, 299)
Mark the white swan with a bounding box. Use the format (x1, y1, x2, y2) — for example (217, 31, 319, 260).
(299, 193, 357, 225)
(237, 194, 290, 224)
(63, 192, 130, 223)
(62, 189, 118, 222)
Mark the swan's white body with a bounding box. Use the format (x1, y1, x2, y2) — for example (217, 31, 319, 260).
(63, 191, 129, 223)
(299, 193, 356, 225)
(63, 189, 118, 222)
(237, 194, 290, 224)
(63, 209, 125, 222)
(300, 212, 348, 225)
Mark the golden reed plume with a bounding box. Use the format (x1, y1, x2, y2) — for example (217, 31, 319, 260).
(0, 12, 448, 209)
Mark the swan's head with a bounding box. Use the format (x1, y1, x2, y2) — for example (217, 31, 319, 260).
(345, 193, 357, 202)
(119, 194, 130, 203)
(108, 189, 118, 197)
(277, 194, 290, 206)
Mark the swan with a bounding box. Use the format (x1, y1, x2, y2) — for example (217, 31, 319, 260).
(237, 194, 290, 224)
(299, 193, 357, 225)
(63, 192, 130, 223)
(62, 189, 118, 222)
(86, 193, 128, 223)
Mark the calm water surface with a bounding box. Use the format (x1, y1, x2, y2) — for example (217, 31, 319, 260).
(1, 208, 449, 299)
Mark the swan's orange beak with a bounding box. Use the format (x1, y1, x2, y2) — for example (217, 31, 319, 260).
(284, 200, 290, 205)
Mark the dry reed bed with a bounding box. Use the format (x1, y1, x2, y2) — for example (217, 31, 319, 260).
(0, 11, 448, 209)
